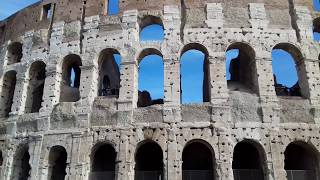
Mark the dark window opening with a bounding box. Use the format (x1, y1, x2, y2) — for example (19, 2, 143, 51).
(25, 61, 46, 113)
(182, 141, 215, 180)
(226, 43, 258, 94)
(232, 141, 265, 180)
(98, 49, 121, 98)
(181, 43, 210, 104)
(107, 0, 119, 15)
(48, 146, 67, 180)
(42, 3, 53, 20)
(0, 150, 3, 166)
(313, 18, 320, 42)
(135, 141, 163, 180)
(272, 43, 305, 97)
(139, 16, 164, 41)
(0, 71, 16, 117)
(137, 49, 164, 107)
(12, 146, 31, 180)
(60, 54, 82, 102)
(284, 142, 319, 180)
(90, 144, 116, 180)
(6, 42, 23, 65)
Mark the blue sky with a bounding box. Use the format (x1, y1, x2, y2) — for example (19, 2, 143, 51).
(1, 1, 320, 104)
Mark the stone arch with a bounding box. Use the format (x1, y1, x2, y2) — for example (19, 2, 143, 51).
(11, 144, 31, 180)
(134, 140, 164, 180)
(90, 142, 117, 180)
(47, 145, 68, 180)
(6, 42, 23, 65)
(232, 140, 267, 180)
(139, 15, 164, 41)
(182, 139, 215, 180)
(0, 70, 17, 117)
(137, 48, 164, 107)
(25, 61, 46, 113)
(284, 141, 320, 180)
(226, 42, 258, 94)
(272, 43, 308, 98)
(97, 48, 121, 97)
(60, 54, 82, 102)
(180, 43, 211, 103)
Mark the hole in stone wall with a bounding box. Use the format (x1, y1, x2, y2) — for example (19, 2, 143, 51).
(98, 49, 121, 98)
(232, 141, 265, 180)
(12, 145, 31, 180)
(60, 54, 82, 102)
(139, 16, 164, 41)
(272, 43, 305, 97)
(182, 140, 215, 180)
(0, 71, 17, 117)
(0, 150, 3, 166)
(106, 0, 119, 15)
(90, 144, 116, 180)
(25, 61, 46, 113)
(284, 142, 319, 180)
(137, 49, 164, 107)
(41, 3, 53, 20)
(135, 141, 163, 180)
(6, 42, 23, 65)
(181, 43, 210, 104)
(313, 18, 320, 42)
(226, 42, 258, 94)
(48, 146, 67, 180)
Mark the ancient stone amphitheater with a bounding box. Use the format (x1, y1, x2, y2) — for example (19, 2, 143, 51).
(2, 0, 320, 180)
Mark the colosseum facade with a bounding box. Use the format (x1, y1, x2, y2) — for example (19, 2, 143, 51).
(0, 0, 320, 180)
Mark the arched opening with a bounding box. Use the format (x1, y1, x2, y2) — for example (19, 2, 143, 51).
(90, 143, 117, 180)
(98, 49, 121, 98)
(182, 140, 215, 180)
(284, 142, 320, 180)
(314, 0, 320, 11)
(232, 141, 266, 180)
(180, 43, 210, 104)
(0, 150, 3, 166)
(11, 145, 31, 180)
(139, 16, 164, 41)
(135, 141, 163, 180)
(137, 49, 164, 107)
(0, 70, 17, 117)
(6, 42, 23, 65)
(226, 42, 258, 94)
(60, 54, 82, 102)
(272, 43, 306, 97)
(48, 146, 68, 180)
(106, 0, 119, 15)
(25, 61, 46, 113)
(313, 18, 320, 41)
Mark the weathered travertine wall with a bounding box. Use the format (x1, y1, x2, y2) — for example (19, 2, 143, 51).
(1, 0, 320, 179)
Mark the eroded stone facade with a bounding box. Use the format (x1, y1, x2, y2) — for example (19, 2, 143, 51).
(1, 0, 320, 180)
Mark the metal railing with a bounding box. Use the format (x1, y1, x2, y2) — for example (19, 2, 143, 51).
(182, 170, 214, 180)
(286, 170, 316, 180)
(134, 171, 162, 180)
(89, 171, 115, 180)
(233, 169, 264, 180)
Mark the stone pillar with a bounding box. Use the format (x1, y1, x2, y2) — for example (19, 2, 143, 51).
(39, 65, 60, 117)
(117, 131, 133, 180)
(209, 55, 228, 104)
(292, 6, 313, 41)
(10, 71, 26, 116)
(29, 135, 43, 180)
(69, 133, 83, 180)
(270, 142, 286, 180)
(255, 57, 280, 123)
(1, 139, 14, 180)
(118, 61, 138, 111)
(217, 134, 233, 180)
(248, 3, 269, 29)
(167, 128, 180, 180)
